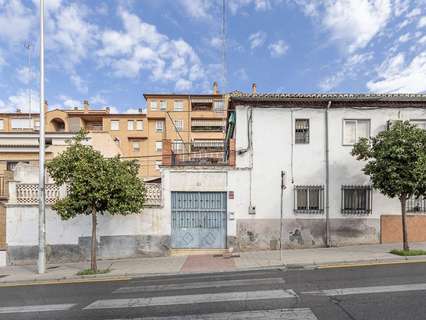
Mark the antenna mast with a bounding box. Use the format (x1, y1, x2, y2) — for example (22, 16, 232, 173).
(24, 41, 33, 126)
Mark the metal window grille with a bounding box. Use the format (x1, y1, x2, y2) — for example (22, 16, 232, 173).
(294, 185, 324, 214)
(406, 195, 426, 213)
(295, 119, 309, 144)
(341, 185, 372, 215)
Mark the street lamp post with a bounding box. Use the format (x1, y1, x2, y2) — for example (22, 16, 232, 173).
(38, 0, 46, 274)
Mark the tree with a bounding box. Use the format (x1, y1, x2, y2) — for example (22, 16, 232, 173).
(47, 131, 145, 271)
(352, 121, 426, 251)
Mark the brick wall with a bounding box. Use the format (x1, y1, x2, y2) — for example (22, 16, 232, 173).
(381, 214, 426, 243)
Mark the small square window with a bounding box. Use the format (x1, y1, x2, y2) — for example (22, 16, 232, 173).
(343, 119, 370, 145)
(136, 120, 144, 131)
(160, 100, 167, 111)
(151, 100, 158, 111)
(295, 119, 309, 144)
(156, 120, 164, 132)
(213, 100, 224, 112)
(155, 141, 163, 152)
(132, 141, 140, 152)
(174, 100, 184, 111)
(174, 119, 184, 132)
(294, 186, 324, 214)
(172, 140, 184, 152)
(128, 120, 134, 131)
(341, 185, 372, 214)
(111, 120, 120, 131)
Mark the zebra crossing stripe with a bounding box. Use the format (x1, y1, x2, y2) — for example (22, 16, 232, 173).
(110, 308, 318, 320)
(114, 277, 285, 293)
(84, 289, 297, 310)
(303, 283, 426, 296)
(0, 303, 76, 314)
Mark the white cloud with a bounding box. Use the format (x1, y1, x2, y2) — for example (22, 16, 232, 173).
(229, 0, 272, 14)
(0, 89, 40, 113)
(179, 0, 213, 19)
(418, 16, 426, 28)
(367, 52, 426, 93)
(293, 0, 391, 53)
(56, 95, 81, 109)
(398, 32, 411, 42)
(0, 0, 34, 43)
(209, 36, 223, 49)
(235, 68, 249, 81)
(268, 40, 289, 57)
(320, 52, 373, 90)
(249, 31, 267, 49)
(70, 73, 88, 94)
(16, 66, 35, 84)
(97, 8, 205, 91)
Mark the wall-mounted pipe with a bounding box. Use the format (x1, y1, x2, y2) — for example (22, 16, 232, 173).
(325, 101, 332, 247)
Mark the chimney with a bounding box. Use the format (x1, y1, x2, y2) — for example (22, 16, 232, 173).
(138, 108, 143, 113)
(16, 108, 21, 113)
(251, 83, 257, 95)
(44, 100, 48, 114)
(106, 107, 110, 113)
(213, 81, 219, 94)
(83, 100, 89, 113)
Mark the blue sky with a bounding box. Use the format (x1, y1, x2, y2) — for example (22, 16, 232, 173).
(0, 0, 425, 113)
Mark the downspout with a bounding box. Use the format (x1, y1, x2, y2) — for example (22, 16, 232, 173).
(325, 101, 331, 247)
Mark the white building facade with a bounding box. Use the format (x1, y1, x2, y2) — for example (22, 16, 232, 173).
(227, 93, 426, 250)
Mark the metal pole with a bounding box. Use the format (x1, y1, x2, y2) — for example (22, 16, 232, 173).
(24, 42, 32, 127)
(280, 171, 285, 263)
(38, 0, 46, 274)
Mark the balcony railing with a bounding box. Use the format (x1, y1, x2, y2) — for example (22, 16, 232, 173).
(170, 142, 226, 166)
(85, 123, 103, 131)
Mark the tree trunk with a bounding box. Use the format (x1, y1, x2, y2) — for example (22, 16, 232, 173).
(91, 208, 97, 272)
(400, 197, 409, 251)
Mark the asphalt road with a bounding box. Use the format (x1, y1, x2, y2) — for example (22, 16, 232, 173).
(1, 262, 426, 319)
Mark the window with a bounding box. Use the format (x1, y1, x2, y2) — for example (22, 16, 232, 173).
(156, 120, 164, 132)
(155, 160, 162, 171)
(132, 141, 140, 152)
(136, 120, 144, 131)
(11, 118, 32, 130)
(341, 185, 372, 214)
(0, 119, 4, 130)
(111, 120, 120, 131)
(174, 119, 184, 132)
(127, 120, 134, 131)
(155, 141, 163, 152)
(213, 100, 224, 112)
(160, 100, 167, 111)
(295, 119, 309, 144)
(6, 161, 19, 171)
(151, 100, 158, 111)
(294, 186, 324, 214)
(406, 195, 426, 213)
(343, 119, 370, 145)
(172, 140, 184, 152)
(174, 100, 184, 111)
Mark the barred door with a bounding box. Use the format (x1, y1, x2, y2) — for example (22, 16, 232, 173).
(171, 192, 227, 249)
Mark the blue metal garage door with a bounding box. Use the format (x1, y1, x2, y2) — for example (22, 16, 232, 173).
(171, 192, 227, 249)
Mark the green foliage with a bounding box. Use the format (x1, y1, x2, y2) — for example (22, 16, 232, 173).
(352, 121, 426, 200)
(390, 249, 426, 256)
(46, 130, 146, 220)
(77, 268, 110, 276)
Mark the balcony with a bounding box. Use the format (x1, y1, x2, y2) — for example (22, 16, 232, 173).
(191, 120, 225, 132)
(85, 122, 103, 131)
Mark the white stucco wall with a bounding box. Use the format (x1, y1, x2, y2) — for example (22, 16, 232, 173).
(233, 105, 426, 221)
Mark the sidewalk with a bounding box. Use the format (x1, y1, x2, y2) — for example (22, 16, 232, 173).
(1, 242, 425, 285)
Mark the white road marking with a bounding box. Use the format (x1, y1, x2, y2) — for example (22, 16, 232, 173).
(84, 289, 297, 310)
(0, 303, 76, 314)
(304, 283, 426, 296)
(110, 308, 318, 320)
(114, 277, 285, 293)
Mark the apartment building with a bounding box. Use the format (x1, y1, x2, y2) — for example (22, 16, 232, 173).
(0, 84, 226, 192)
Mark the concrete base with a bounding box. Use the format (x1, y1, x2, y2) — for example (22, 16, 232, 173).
(7, 234, 170, 265)
(236, 218, 380, 251)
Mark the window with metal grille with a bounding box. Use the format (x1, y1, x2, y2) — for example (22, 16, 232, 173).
(174, 119, 184, 132)
(341, 185, 372, 214)
(295, 119, 309, 144)
(294, 185, 324, 214)
(406, 195, 426, 213)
